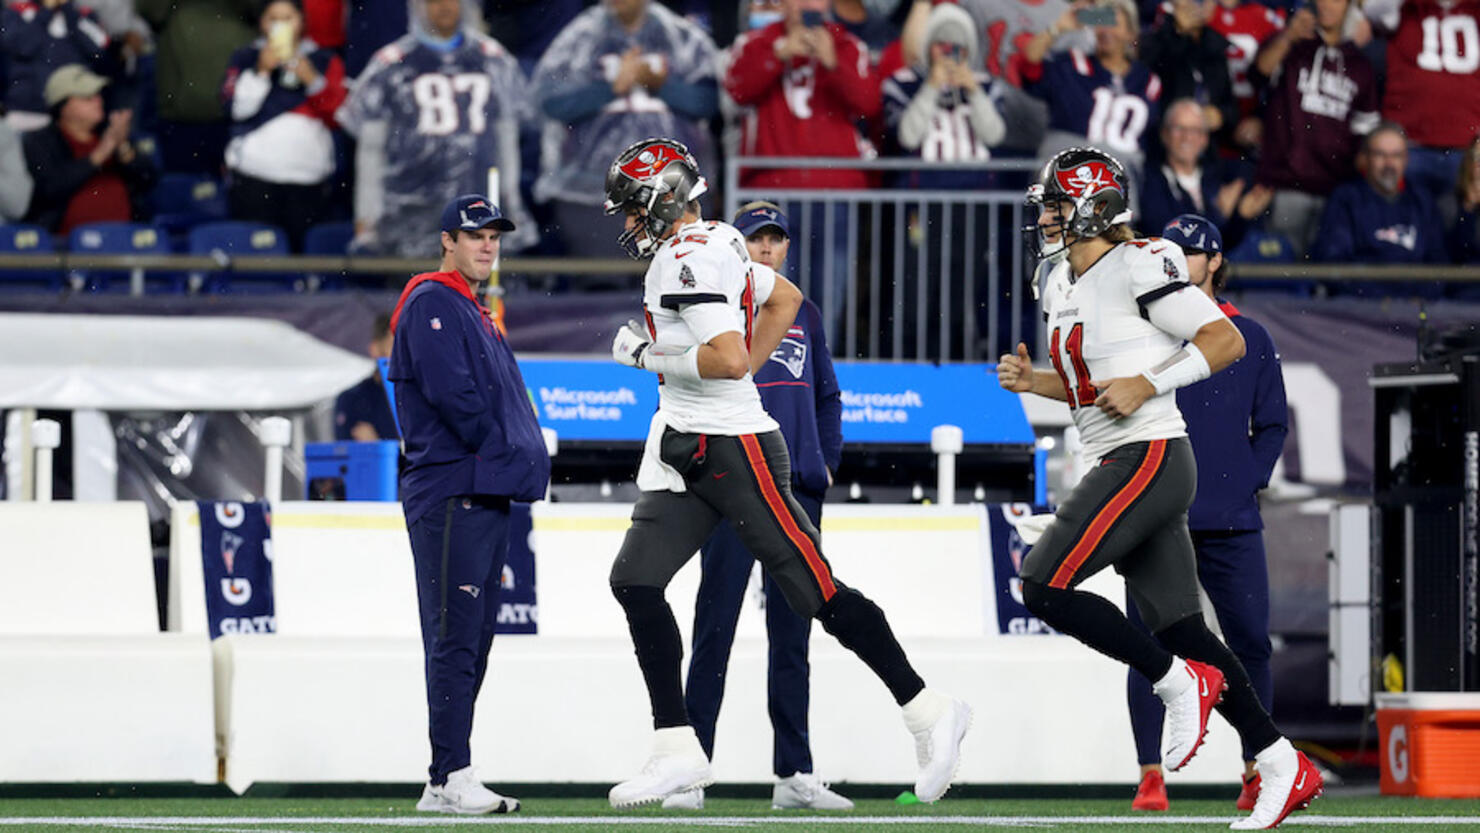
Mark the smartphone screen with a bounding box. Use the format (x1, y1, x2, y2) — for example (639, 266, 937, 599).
(800, 9, 825, 27)
(1075, 6, 1118, 26)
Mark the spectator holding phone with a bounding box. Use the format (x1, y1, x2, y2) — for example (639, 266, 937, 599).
(1021, 0, 1162, 190)
(221, 0, 347, 251)
(725, 0, 881, 190)
(953, 0, 1093, 150)
(882, 2, 1005, 185)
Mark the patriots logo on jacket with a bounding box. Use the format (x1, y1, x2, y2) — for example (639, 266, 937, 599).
(678, 263, 696, 288)
(769, 337, 807, 379)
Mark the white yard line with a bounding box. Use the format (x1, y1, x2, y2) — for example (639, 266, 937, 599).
(2, 817, 1480, 828)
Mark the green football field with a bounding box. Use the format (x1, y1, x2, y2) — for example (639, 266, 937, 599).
(2, 793, 1479, 832)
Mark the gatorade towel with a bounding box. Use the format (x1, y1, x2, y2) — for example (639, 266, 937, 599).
(198, 501, 276, 638)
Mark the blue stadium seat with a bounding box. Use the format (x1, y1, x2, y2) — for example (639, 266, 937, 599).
(0, 224, 62, 291)
(187, 221, 298, 292)
(301, 221, 356, 290)
(152, 173, 228, 239)
(303, 221, 354, 255)
(1227, 230, 1313, 295)
(67, 222, 183, 293)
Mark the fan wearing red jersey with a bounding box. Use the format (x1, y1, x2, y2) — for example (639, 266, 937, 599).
(1203, 0, 1286, 152)
(1376, 0, 1480, 199)
(1002, 147, 1322, 830)
(601, 137, 971, 811)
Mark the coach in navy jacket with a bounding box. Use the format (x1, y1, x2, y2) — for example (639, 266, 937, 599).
(386, 194, 546, 815)
(1124, 214, 1288, 810)
(756, 296, 843, 498)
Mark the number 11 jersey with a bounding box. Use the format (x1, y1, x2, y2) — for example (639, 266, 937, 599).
(1039, 239, 1224, 464)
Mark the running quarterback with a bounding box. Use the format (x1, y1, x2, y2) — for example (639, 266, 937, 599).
(601, 136, 971, 810)
(998, 147, 1321, 830)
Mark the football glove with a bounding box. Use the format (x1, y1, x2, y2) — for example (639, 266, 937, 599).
(611, 320, 651, 369)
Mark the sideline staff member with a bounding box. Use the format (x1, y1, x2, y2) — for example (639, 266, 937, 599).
(388, 193, 550, 815)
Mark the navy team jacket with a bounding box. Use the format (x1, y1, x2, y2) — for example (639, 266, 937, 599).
(388, 273, 550, 523)
(754, 299, 843, 498)
(1176, 301, 1288, 532)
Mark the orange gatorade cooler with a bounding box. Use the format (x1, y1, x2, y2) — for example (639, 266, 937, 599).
(1376, 693, 1480, 797)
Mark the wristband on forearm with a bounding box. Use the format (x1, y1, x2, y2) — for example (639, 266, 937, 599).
(1141, 342, 1211, 395)
(644, 343, 702, 381)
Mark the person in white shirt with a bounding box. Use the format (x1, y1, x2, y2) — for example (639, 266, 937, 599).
(602, 137, 970, 811)
(998, 146, 1319, 831)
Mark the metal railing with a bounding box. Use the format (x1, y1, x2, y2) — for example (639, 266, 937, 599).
(725, 156, 1043, 362)
(724, 155, 1480, 360)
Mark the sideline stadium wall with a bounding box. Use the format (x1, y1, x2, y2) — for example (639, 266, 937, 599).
(2, 501, 1242, 790)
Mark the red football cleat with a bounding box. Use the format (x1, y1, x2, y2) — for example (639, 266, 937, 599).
(1163, 659, 1226, 772)
(1131, 769, 1169, 811)
(1231, 750, 1323, 829)
(1237, 772, 1261, 811)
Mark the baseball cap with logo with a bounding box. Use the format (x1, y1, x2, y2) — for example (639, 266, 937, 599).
(44, 64, 110, 108)
(732, 201, 789, 238)
(1161, 213, 1223, 255)
(440, 194, 516, 234)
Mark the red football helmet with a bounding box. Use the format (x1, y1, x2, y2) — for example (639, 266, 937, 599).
(603, 138, 708, 259)
(1023, 147, 1132, 260)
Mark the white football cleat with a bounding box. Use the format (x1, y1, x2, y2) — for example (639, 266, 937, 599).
(903, 688, 972, 803)
(772, 772, 854, 810)
(1230, 740, 1323, 829)
(609, 726, 714, 809)
(661, 787, 704, 810)
(415, 766, 519, 814)
(1156, 657, 1225, 772)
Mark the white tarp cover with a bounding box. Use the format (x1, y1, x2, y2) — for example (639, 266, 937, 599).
(0, 313, 374, 410)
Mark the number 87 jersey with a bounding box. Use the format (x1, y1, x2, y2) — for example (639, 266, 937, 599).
(337, 31, 534, 256)
(1039, 238, 1226, 465)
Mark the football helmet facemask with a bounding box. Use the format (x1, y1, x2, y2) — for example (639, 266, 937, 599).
(1022, 147, 1133, 262)
(604, 138, 709, 259)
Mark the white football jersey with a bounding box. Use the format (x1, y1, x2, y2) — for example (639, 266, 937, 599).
(1040, 238, 1226, 463)
(642, 219, 779, 435)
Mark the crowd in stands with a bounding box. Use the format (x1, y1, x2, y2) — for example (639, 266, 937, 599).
(0, 0, 1477, 287)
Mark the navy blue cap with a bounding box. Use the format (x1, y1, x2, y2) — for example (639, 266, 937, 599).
(440, 194, 515, 234)
(1161, 213, 1223, 254)
(733, 202, 789, 238)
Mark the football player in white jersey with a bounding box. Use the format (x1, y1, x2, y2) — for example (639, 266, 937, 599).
(601, 137, 971, 810)
(997, 147, 1321, 830)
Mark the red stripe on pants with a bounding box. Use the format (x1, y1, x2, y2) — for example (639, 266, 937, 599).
(738, 434, 837, 601)
(1048, 439, 1167, 589)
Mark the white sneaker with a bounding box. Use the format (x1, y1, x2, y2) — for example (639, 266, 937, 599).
(609, 726, 714, 809)
(415, 766, 519, 814)
(1230, 739, 1323, 829)
(772, 772, 854, 810)
(661, 787, 704, 810)
(902, 689, 972, 803)
(1156, 658, 1225, 771)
